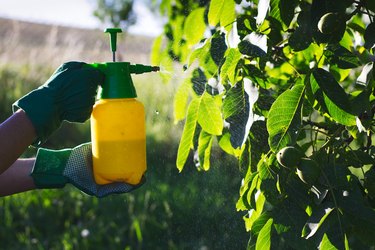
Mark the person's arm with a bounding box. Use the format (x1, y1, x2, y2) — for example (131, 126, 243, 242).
(0, 110, 37, 197)
(0, 158, 35, 196)
(0, 110, 36, 175)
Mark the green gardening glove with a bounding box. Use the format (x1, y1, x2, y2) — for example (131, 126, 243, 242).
(13, 62, 103, 146)
(31, 143, 144, 198)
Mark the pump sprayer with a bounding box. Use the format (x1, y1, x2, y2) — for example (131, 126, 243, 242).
(90, 28, 159, 185)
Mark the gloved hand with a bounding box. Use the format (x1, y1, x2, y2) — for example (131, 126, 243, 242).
(31, 143, 144, 198)
(13, 62, 103, 145)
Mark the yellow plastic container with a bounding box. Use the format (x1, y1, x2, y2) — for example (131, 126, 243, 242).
(91, 98, 146, 185)
(88, 61, 158, 185)
(88, 28, 158, 185)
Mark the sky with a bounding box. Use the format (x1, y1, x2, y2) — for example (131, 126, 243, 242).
(0, 0, 164, 36)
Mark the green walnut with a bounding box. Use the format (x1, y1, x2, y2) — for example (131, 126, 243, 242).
(318, 12, 346, 35)
(296, 158, 321, 185)
(276, 146, 303, 168)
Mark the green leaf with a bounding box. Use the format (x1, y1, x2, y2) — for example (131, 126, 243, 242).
(220, 48, 242, 85)
(218, 132, 242, 157)
(270, 0, 298, 32)
(344, 234, 349, 250)
(323, 45, 360, 69)
(197, 130, 213, 171)
(255, 218, 273, 250)
(288, 26, 312, 52)
(174, 79, 191, 123)
(176, 99, 200, 172)
(151, 34, 163, 66)
(252, 212, 272, 235)
(237, 171, 258, 211)
(356, 62, 373, 86)
(223, 81, 253, 148)
(350, 90, 371, 117)
(244, 191, 266, 231)
(271, 198, 314, 249)
(269, 0, 282, 25)
(288, 9, 312, 51)
(208, 0, 235, 29)
(239, 138, 251, 173)
(159, 0, 172, 15)
(177, 71, 223, 137)
(319, 234, 339, 250)
(247, 175, 260, 209)
(278, 0, 298, 27)
(250, 33, 268, 53)
(170, 16, 186, 60)
(190, 40, 219, 76)
(310, 68, 356, 126)
(344, 149, 375, 168)
(301, 202, 334, 239)
(267, 83, 305, 152)
(198, 92, 223, 135)
(339, 189, 375, 246)
(249, 121, 270, 171)
(364, 22, 375, 49)
(189, 39, 219, 75)
(189, 42, 206, 67)
(184, 8, 206, 46)
(210, 33, 227, 66)
(329, 65, 351, 82)
(236, 188, 251, 211)
(339, 30, 353, 50)
(239, 37, 267, 58)
(191, 68, 207, 96)
(257, 154, 276, 180)
(208, 0, 225, 27)
(219, 0, 235, 30)
(151, 34, 174, 83)
(243, 64, 267, 82)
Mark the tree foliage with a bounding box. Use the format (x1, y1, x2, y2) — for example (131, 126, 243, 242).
(94, 0, 136, 30)
(151, 0, 375, 248)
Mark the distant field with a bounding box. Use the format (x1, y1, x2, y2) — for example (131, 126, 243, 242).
(0, 17, 155, 67)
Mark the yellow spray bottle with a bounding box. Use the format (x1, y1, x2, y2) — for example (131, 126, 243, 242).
(90, 28, 159, 185)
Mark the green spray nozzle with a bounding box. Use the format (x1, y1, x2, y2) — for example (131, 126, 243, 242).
(130, 64, 160, 74)
(105, 28, 122, 62)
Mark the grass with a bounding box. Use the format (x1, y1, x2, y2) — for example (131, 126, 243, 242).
(0, 18, 248, 249)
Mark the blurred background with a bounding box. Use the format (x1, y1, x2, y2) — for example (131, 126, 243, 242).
(0, 0, 247, 249)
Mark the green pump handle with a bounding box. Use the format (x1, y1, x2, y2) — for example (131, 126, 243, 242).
(105, 28, 122, 62)
(89, 28, 160, 99)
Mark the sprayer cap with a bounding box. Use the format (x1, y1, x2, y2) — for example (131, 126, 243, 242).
(91, 62, 137, 99)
